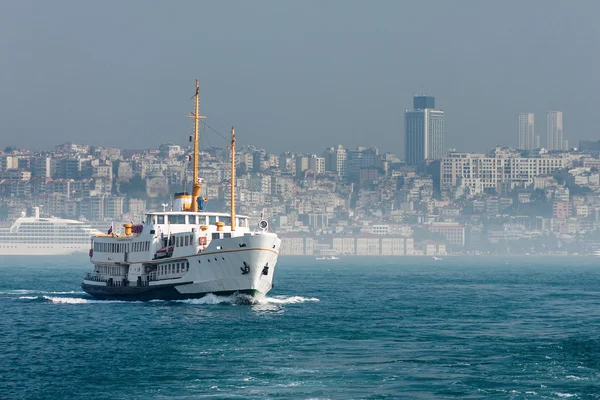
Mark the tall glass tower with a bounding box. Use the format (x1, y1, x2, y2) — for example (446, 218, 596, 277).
(518, 113, 535, 150)
(405, 96, 444, 165)
(546, 111, 564, 151)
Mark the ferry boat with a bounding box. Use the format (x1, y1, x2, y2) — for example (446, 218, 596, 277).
(81, 80, 281, 301)
(0, 208, 102, 255)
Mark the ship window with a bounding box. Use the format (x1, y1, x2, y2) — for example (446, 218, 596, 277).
(185, 236, 189, 246)
(146, 215, 153, 224)
(157, 215, 165, 224)
(223, 233, 231, 238)
(169, 215, 185, 225)
(209, 216, 217, 225)
(212, 233, 220, 239)
(220, 217, 231, 226)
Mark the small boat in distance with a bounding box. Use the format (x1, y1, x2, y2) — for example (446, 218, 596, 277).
(316, 255, 339, 261)
(432, 256, 442, 261)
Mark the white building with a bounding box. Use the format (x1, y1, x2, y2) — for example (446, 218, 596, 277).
(518, 112, 535, 150)
(322, 145, 347, 177)
(547, 111, 566, 151)
(309, 155, 325, 174)
(441, 148, 569, 191)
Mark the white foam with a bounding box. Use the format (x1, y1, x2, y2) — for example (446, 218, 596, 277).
(177, 294, 233, 305)
(178, 294, 319, 306)
(258, 295, 320, 304)
(43, 296, 88, 304)
(41, 296, 132, 304)
(4, 289, 85, 295)
(17, 293, 320, 306)
(553, 393, 577, 398)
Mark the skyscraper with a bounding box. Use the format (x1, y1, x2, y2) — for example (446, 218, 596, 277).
(405, 96, 444, 165)
(518, 113, 535, 150)
(546, 111, 565, 151)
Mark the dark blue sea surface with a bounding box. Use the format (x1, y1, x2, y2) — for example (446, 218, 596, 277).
(1, 256, 599, 399)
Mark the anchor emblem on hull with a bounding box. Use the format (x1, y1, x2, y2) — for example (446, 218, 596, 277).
(241, 261, 250, 275)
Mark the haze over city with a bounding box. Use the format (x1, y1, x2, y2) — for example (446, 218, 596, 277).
(1, 0, 599, 154)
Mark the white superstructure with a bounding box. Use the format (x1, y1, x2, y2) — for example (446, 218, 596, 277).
(0, 208, 101, 255)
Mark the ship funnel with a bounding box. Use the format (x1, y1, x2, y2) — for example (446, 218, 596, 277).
(173, 192, 193, 211)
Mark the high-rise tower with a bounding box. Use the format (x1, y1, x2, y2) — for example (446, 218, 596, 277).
(518, 113, 535, 150)
(405, 96, 444, 165)
(546, 111, 565, 151)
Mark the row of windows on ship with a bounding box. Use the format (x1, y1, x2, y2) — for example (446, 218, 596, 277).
(158, 261, 190, 276)
(145, 214, 248, 227)
(94, 241, 151, 253)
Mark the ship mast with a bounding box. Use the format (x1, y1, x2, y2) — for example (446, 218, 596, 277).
(187, 79, 206, 212)
(230, 126, 236, 231)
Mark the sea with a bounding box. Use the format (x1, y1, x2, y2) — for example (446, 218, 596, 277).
(0, 256, 599, 400)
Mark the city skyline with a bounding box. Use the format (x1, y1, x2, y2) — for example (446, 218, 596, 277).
(1, 1, 599, 155)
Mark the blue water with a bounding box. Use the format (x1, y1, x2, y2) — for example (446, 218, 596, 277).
(1, 256, 599, 399)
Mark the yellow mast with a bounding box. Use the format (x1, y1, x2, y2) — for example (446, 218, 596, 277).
(186, 79, 206, 212)
(230, 126, 236, 231)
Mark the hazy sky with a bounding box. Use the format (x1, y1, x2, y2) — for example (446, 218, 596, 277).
(1, 1, 599, 156)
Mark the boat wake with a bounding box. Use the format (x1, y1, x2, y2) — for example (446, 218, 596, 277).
(16, 292, 320, 306)
(2, 289, 85, 295)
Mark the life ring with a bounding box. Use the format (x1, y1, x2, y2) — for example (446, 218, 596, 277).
(199, 237, 207, 246)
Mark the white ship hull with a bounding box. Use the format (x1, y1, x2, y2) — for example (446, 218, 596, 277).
(82, 232, 280, 300)
(0, 242, 91, 256)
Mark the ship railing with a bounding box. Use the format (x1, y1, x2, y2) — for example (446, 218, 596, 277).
(84, 272, 108, 282)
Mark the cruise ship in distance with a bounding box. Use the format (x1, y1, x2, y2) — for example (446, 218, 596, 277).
(0, 207, 102, 255)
